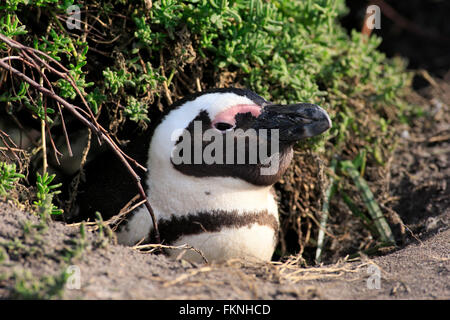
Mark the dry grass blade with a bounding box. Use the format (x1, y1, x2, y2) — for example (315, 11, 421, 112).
(132, 243, 209, 264)
(162, 266, 212, 287)
(341, 160, 395, 244)
(109, 195, 146, 231)
(274, 255, 371, 283)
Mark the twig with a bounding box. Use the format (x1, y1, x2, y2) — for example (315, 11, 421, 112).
(0, 130, 20, 163)
(54, 14, 107, 40)
(159, 50, 173, 105)
(55, 100, 73, 157)
(40, 118, 47, 173)
(418, 69, 439, 88)
(0, 34, 160, 243)
(315, 158, 337, 264)
(162, 266, 212, 287)
(0, 146, 25, 153)
(196, 77, 202, 92)
(110, 196, 147, 231)
(20, 50, 65, 164)
(39, 69, 47, 174)
(133, 243, 209, 264)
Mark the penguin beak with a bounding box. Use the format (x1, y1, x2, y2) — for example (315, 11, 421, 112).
(252, 103, 332, 142)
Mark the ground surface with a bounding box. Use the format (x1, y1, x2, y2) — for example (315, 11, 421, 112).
(0, 78, 448, 299)
(0, 202, 448, 299)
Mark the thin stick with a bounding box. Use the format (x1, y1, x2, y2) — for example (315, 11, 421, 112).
(19, 50, 69, 161)
(133, 243, 209, 264)
(40, 119, 47, 174)
(0, 130, 20, 162)
(315, 158, 337, 264)
(0, 146, 24, 152)
(196, 77, 202, 92)
(0, 43, 160, 243)
(341, 160, 395, 244)
(159, 50, 173, 105)
(39, 70, 47, 174)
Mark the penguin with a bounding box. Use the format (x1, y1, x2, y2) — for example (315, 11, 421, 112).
(75, 88, 331, 263)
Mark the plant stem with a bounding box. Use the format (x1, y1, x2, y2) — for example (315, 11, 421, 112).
(315, 158, 337, 264)
(341, 160, 395, 244)
(39, 70, 47, 175)
(49, 10, 78, 59)
(40, 119, 47, 175)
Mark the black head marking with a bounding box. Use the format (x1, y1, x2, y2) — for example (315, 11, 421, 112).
(162, 88, 330, 186)
(171, 109, 294, 186)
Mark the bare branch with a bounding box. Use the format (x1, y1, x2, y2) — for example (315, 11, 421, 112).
(0, 34, 160, 243)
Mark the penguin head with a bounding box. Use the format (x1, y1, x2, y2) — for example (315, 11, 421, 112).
(148, 88, 331, 188)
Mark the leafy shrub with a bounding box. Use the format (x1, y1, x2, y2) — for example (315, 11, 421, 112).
(0, 162, 25, 197)
(0, 0, 413, 260)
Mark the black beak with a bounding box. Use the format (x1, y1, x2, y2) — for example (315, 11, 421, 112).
(252, 103, 332, 142)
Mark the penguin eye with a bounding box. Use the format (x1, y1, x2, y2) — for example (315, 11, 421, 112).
(214, 122, 234, 131)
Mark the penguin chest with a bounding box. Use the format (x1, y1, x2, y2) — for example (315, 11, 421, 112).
(115, 208, 279, 263)
(169, 223, 278, 263)
(115, 180, 280, 263)
(161, 210, 279, 263)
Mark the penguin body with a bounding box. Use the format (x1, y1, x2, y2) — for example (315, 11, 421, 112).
(111, 88, 332, 263)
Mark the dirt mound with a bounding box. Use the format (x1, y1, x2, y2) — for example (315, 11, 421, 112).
(0, 201, 448, 300)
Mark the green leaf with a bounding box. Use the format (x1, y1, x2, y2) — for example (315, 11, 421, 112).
(341, 160, 395, 244)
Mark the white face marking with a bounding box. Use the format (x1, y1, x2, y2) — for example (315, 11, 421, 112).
(211, 104, 261, 128)
(153, 92, 259, 162)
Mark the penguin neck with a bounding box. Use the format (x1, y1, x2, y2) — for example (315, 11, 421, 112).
(146, 162, 277, 221)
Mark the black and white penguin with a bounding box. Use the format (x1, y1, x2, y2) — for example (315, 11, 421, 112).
(76, 88, 331, 263)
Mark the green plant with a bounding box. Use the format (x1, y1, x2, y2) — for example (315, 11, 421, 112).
(0, 237, 27, 259)
(0, 162, 25, 197)
(33, 172, 63, 217)
(0, 246, 8, 263)
(94, 211, 113, 248)
(11, 269, 68, 300)
(62, 223, 87, 262)
(340, 159, 395, 244)
(124, 96, 150, 123)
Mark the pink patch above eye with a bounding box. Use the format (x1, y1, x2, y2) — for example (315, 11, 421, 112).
(211, 104, 261, 127)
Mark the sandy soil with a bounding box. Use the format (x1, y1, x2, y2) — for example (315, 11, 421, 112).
(0, 202, 448, 300)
